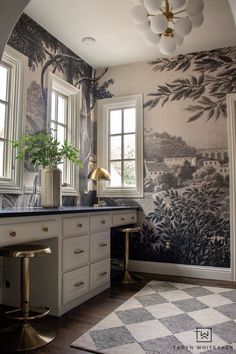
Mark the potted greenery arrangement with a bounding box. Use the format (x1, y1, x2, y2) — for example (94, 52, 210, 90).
(13, 128, 82, 208)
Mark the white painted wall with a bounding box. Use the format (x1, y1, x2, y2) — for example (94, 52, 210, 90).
(0, 0, 31, 61)
(228, 0, 236, 27)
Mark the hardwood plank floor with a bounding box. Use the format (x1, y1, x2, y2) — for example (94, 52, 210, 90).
(0, 273, 235, 354)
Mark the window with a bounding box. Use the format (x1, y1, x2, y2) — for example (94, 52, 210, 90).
(48, 72, 80, 195)
(97, 94, 143, 198)
(0, 45, 27, 193)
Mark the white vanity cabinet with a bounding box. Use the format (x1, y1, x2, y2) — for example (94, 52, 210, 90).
(60, 212, 111, 315)
(0, 208, 137, 316)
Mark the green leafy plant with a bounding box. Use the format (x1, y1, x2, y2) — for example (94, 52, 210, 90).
(13, 128, 83, 169)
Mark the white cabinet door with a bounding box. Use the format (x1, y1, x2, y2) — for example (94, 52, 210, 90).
(63, 235, 89, 271)
(63, 265, 89, 304)
(63, 216, 89, 237)
(90, 232, 110, 262)
(0, 219, 59, 244)
(90, 259, 110, 290)
(112, 212, 137, 227)
(90, 214, 111, 233)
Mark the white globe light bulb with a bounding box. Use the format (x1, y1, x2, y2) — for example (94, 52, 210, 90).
(131, 5, 148, 24)
(175, 17, 192, 36)
(143, 0, 162, 13)
(144, 29, 160, 45)
(159, 35, 177, 55)
(150, 14, 168, 34)
(175, 34, 184, 46)
(190, 13, 204, 27)
(186, 0, 204, 17)
(169, 0, 185, 9)
(135, 20, 150, 33)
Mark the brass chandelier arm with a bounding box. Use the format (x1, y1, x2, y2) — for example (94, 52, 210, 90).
(165, 0, 170, 14)
(174, 9, 186, 15)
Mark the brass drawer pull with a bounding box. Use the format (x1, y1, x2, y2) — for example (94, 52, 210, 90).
(9, 231, 16, 237)
(121, 217, 125, 221)
(74, 249, 85, 255)
(101, 220, 106, 224)
(77, 223, 83, 228)
(131, 216, 135, 220)
(42, 226, 48, 232)
(99, 271, 107, 277)
(99, 243, 107, 247)
(74, 281, 85, 287)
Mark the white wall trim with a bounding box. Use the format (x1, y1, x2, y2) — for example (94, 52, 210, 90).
(47, 72, 81, 196)
(227, 93, 236, 281)
(97, 94, 144, 198)
(129, 260, 232, 281)
(0, 45, 27, 194)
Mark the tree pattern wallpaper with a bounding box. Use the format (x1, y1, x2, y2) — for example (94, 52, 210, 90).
(0, 13, 234, 268)
(0, 14, 111, 208)
(100, 46, 236, 268)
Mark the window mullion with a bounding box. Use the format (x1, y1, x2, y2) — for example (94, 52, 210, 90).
(4, 71, 11, 179)
(0, 99, 9, 105)
(64, 97, 69, 186)
(121, 109, 124, 187)
(55, 94, 58, 140)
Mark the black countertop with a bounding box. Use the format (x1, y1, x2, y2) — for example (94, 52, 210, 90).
(0, 206, 140, 218)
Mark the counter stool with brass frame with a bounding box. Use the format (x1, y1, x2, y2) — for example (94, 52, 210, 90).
(0, 244, 56, 352)
(120, 226, 142, 283)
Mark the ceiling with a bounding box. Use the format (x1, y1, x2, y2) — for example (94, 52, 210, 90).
(25, 0, 236, 69)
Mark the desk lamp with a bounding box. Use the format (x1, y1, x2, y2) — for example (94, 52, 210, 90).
(87, 167, 111, 207)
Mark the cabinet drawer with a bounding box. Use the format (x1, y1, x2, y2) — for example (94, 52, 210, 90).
(0, 219, 59, 244)
(63, 265, 89, 304)
(90, 259, 110, 290)
(90, 214, 111, 233)
(90, 232, 110, 262)
(63, 236, 89, 271)
(112, 212, 137, 227)
(63, 216, 89, 237)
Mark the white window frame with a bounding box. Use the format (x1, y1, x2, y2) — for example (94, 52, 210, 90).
(47, 72, 80, 196)
(0, 45, 27, 194)
(97, 94, 143, 198)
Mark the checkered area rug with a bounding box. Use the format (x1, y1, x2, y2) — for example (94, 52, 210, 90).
(71, 281, 236, 354)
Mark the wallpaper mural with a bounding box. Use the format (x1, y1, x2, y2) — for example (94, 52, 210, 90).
(0, 13, 111, 208)
(100, 46, 236, 268)
(0, 12, 234, 268)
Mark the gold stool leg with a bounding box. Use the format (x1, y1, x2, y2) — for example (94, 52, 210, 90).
(22, 257, 30, 318)
(0, 256, 55, 352)
(121, 231, 141, 284)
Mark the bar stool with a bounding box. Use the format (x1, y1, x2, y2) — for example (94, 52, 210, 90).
(0, 244, 55, 352)
(120, 226, 141, 284)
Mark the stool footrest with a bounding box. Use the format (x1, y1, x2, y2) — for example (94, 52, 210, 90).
(5, 306, 51, 321)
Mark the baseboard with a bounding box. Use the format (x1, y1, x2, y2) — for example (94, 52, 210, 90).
(128, 260, 232, 281)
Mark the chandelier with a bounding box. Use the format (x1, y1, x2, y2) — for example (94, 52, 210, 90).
(131, 0, 204, 55)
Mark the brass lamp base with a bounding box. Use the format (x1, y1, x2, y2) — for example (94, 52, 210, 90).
(0, 322, 55, 352)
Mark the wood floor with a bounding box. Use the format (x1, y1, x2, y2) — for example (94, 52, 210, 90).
(0, 273, 235, 354)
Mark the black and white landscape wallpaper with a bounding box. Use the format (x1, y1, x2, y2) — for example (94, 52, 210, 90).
(0, 13, 110, 208)
(1, 12, 235, 268)
(99, 47, 236, 268)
